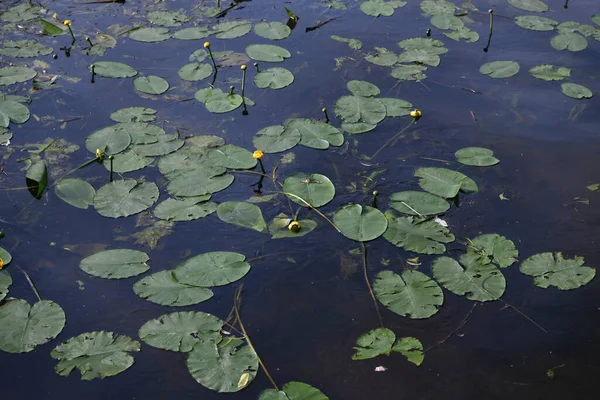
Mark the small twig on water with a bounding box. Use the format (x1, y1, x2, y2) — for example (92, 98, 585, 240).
(498, 299, 548, 333)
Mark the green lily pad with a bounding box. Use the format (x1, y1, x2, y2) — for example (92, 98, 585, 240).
(259, 382, 329, 400)
(147, 10, 189, 27)
(420, 0, 456, 16)
(283, 172, 335, 208)
(592, 14, 600, 27)
(186, 337, 258, 393)
(268, 214, 318, 239)
(0, 66, 36, 86)
(166, 164, 234, 197)
(551, 33, 588, 51)
(520, 252, 595, 290)
(398, 37, 448, 54)
(365, 47, 398, 66)
(55, 178, 96, 210)
(80, 249, 150, 279)
(433, 254, 506, 301)
(389, 191, 449, 216)
(90, 61, 137, 78)
(175, 251, 251, 287)
(0, 131, 11, 145)
(0, 40, 53, 58)
(374, 270, 443, 319)
(379, 98, 412, 117)
(173, 27, 210, 40)
(479, 61, 520, 78)
(383, 211, 455, 254)
(254, 67, 294, 89)
(514, 15, 557, 31)
(246, 44, 291, 62)
(466, 233, 518, 268)
(132, 134, 183, 157)
(455, 147, 500, 166)
(352, 328, 396, 360)
(0, 299, 65, 353)
(51, 331, 140, 380)
(254, 21, 291, 40)
(415, 167, 478, 198)
(561, 83, 593, 99)
(178, 63, 213, 81)
(430, 13, 464, 30)
(529, 64, 571, 81)
(285, 118, 344, 149)
(102, 151, 154, 173)
(217, 201, 267, 232)
(1, 3, 43, 23)
(331, 35, 363, 50)
(335, 96, 386, 124)
(508, 0, 548, 12)
(213, 20, 252, 39)
(252, 125, 301, 153)
(94, 179, 159, 218)
(205, 92, 243, 113)
(189, 48, 208, 62)
(110, 107, 157, 123)
(392, 337, 424, 366)
(0, 97, 30, 127)
(342, 122, 377, 134)
(444, 27, 479, 43)
(397, 49, 440, 67)
(391, 64, 428, 81)
(129, 27, 171, 42)
(333, 204, 388, 242)
(557, 21, 596, 37)
(25, 160, 48, 199)
(347, 80, 381, 97)
(85, 125, 132, 155)
(154, 197, 216, 221)
(207, 145, 257, 169)
(0, 271, 11, 301)
(133, 75, 169, 95)
(139, 311, 223, 352)
(134, 270, 214, 306)
(360, 0, 394, 17)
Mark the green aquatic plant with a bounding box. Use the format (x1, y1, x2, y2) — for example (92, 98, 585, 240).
(483, 9, 493, 52)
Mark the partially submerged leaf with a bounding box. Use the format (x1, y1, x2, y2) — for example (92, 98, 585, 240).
(529, 64, 571, 81)
(55, 178, 96, 209)
(0, 40, 53, 58)
(520, 252, 596, 290)
(259, 382, 329, 400)
(25, 160, 48, 199)
(80, 249, 150, 279)
(110, 107, 157, 123)
(217, 201, 267, 232)
(147, 10, 189, 27)
(331, 35, 362, 50)
(352, 328, 396, 360)
(392, 337, 424, 366)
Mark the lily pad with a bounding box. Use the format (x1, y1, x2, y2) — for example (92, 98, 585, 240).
(360, 0, 394, 17)
(551, 33, 587, 51)
(333, 204, 388, 242)
(0, 299, 66, 353)
(175, 251, 250, 288)
(0, 97, 30, 127)
(415, 167, 478, 198)
(132, 134, 184, 156)
(392, 337, 424, 366)
(0, 40, 53, 58)
(466, 233, 518, 268)
(445, 27, 479, 43)
(398, 37, 448, 54)
(213, 20, 252, 39)
(246, 44, 291, 62)
(365, 47, 398, 66)
(139, 311, 223, 352)
(342, 122, 377, 134)
(268, 215, 318, 239)
(433, 254, 506, 301)
(397, 49, 440, 67)
(259, 382, 329, 400)
(85, 125, 132, 155)
(352, 328, 396, 360)
(335, 96, 386, 124)
(254, 21, 291, 40)
(374, 270, 443, 319)
(178, 63, 213, 81)
(514, 15, 557, 31)
(529, 64, 571, 81)
(110, 107, 157, 123)
(80, 249, 150, 279)
(0, 66, 36, 86)
(205, 92, 243, 113)
(379, 98, 412, 117)
(0, 271, 11, 301)
(520, 252, 595, 290)
(25, 160, 48, 199)
(253, 125, 301, 153)
(455, 147, 499, 166)
(173, 27, 210, 40)
(166, 165, 234, 197)
(431, 13, 464, 30)
(283, 172, 335, 208)
(154, 197, 216, 221)
(420, 0, 456, 16)
(254, 67, 294, 89)
(1, 3, 43, 23)
(347, 80, 380, 97)
(217, 201, 267, 232)
(129, 27, 171, 42)
(383, 211, 455, 254)
(390, 64, 427, 81)
(133, 270, 214, 306)
(90, 62, 137, 78)
(561, 83, 593, 99)
(186, 337, 258, 393)
(133, 75, 169, 95)
(286, 118, 344, 149)
(102, 151, 154, 173)
(207, 145, 257, 169)
(479, 61, 520, 78)
(508, 0, 549, 12)
(51, 331, 140, 380)
(147, 10, 189, 27)
(389, 191, 449, 216)
(55, 178, 96, 210)
(94, 179, 159, 218)
(331, 35, 362, 50)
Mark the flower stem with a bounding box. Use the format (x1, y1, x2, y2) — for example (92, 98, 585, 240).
(241, 69, 246, 98)
(483, 9, 494, 53)
(207, 47, 218, 71)
(369, 118, 415, 160)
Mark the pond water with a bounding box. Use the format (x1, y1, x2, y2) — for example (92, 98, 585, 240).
(1, 0, 600, 398)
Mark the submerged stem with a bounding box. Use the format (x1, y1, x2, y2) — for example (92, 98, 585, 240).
(281, 191, 341, 232)
(369, 118, 415, 159)
(17, 266, 42, 302)
(361, 242, 384, 327)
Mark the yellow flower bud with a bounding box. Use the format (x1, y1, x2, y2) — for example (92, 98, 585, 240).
(204, 41, 210, 48)
(288, 221, 301, 232)
(63, 19, 72, 26)
(410, 109, 422, 120)
(241, 65, 247, 70)
(96, 149, 104, 160)
(53, 13, 59, 21)
(252, 150, 263, 160)
(0, 258, 3, 270)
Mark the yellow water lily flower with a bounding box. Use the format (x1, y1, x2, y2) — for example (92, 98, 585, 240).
(410, 109, 422, 120)
(96, 148, 104, 160)
(0, 258, 4, 270)
(204, 41, 210, 48)
(241, 64, 247, 71)
(252, 150, 263, 160)
(288, 221, 301, 232)
(63, 19, 72, 26)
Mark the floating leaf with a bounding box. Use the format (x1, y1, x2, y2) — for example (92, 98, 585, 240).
(520, 252, 595, 290)
(129, 27, 171, 42)
(390, 64, 427, 81)
(365, 47, 398, 66)
(90, 61, 137, 78)
(80, 249, 149, 279)
(383, 211, 455, 254)
(0, 40, 53, 58)
(139, 311, 223, 352)
(455, 147, 499, 166)
(529, 64, 571, 81)
(55, 178, 96, 210)
(1, 3, 42, 23)
(110, 107, 156, 123)
(187, 337, 258, 393)
(514, 15, 557, 31)
(286, 118, 344, 150)
(0, 247, 12, 267)
(420, 0, 456, 16)
(254, 67, 294, 89)
(557, 21, 596, 37)
(352, 328, 396, 360)
(254, 21, 291, 40)
(173, 26, 210, 40)
(0, 299, 65, 353)
(360, 0, 394, 17)
(415, 167, 478, 198)
(508, 0, 549, 12)
(25, 160, 48, 199)
(94, 179, 159, 218)
(433, 254, 506, 301)
(347, 80, 380, 97)
(0, 66, 36, 86)
(268, 215, 318, 239)
(551, 33, 587, 51)
(213, 20, 252, 39)
(178, 63, 213, 81)
(166, 166, 234, 197)
(466, 233, 518, 268)
(0, 97, 30, 127)
(331, 35, 362, 50)
(132, 134, 184, 157)
(207, 145, 257, 169)
(379, 98, 412, 118)
(593, 14, 600, 27)
(154, 197, 216, 221)
(392, 337, 424, 366)
(102, 151, 154, 173)
(335, 96, 386, 124)
(189, 48, 208, 62)
(389, 191, 449, 216)
(479, 61, 520, 78)
(259, 382, 329, 400)
(333, 204, 388, 242)
(444, 27, 479, 43)
(217, 201, 267, 232)
(205, 92, 243, 113)
(51, 331, 140, 380)
(374, 270, 443, 319)
(561, 83, 593, 99)
(0, 271, 11, 301)
(283, 172, 335, 207)
(133, 75, 169, 95)
(175, 251, 251, 287)
(246, 44, 291, 62)
(85, 125, 131, 155)
(430, 13, 464, 30)
(398, 37, 448, 54)
(342, 122, 377, 134)
(397, 49, 440, 67)
(133, 270, 213, 306)
(252, 125, 301, 153)
(147, 10, 189, 27)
